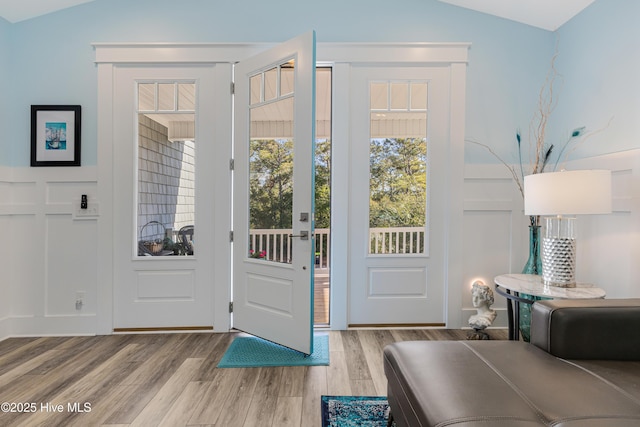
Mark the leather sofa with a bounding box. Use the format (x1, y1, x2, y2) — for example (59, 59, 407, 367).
(383, 299, 640, 426)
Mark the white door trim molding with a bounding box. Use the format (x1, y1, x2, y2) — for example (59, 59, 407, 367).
(93, 42, 470, 65)
(96, 62, 115, 335)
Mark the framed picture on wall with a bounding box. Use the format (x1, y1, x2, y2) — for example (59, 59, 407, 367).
(30, 105, 81, 166)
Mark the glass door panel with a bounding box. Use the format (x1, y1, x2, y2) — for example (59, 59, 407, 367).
(369, 81, 428, 255)
(136, 81, 196, 257)
(247, 62, 296, 265)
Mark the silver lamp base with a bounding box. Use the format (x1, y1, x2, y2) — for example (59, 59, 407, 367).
(541, 237, 576, 287)
(540, 216, 578, 288)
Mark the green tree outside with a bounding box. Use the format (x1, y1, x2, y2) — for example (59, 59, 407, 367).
(249, 139, 294, 229)
(369, 137, 427, 228)
(249, 138, 332, 229)
(249, 137, 426, 233)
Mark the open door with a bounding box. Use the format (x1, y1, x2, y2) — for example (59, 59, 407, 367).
(233, 32, 316, 354)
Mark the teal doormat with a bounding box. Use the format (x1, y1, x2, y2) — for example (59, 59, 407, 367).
(321, 396, 394, 427)
(218, 334, 329, 368)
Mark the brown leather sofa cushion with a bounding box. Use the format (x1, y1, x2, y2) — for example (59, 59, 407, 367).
(531, 299, 640, 360)
(383, 340, 640, 427)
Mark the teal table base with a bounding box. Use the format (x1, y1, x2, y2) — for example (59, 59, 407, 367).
(518, 293, 550, 342)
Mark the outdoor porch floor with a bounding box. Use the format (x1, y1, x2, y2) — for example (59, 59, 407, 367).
(314, 271, 330, 325)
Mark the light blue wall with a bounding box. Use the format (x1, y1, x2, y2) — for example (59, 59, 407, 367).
(553, 0, 640, 162)
(3, 0, 558, 166)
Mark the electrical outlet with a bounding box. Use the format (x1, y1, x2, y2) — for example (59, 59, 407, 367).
(75, 291, 85, 310)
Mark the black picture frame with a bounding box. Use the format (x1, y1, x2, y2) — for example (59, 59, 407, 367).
(31, 105, 81, 167)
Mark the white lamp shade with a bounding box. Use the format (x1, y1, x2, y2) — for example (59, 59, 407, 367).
(524, 170, 612, 216)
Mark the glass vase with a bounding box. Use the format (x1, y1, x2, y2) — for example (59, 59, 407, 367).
(522, 224, 542, 275)
(519, 220, 548, 341)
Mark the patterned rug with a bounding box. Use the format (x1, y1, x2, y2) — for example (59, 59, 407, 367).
(217, 334, 329, 368)
(321, 395, 394, 426)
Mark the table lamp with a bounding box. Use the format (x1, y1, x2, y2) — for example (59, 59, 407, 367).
(524, 170, 611, 287)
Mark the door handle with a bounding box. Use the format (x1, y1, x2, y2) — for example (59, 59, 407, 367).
(289, 231, 309, 240)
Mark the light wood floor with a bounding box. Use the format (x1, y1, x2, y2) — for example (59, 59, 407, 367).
(0, 329, 507, 427)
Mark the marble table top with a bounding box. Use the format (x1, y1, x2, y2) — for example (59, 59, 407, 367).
(494, 274, 606, 299)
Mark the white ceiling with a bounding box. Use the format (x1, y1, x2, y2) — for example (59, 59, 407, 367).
(437, 0, 595, 31)
(1, 0, 594, 30)
(0, 0, 95, 23)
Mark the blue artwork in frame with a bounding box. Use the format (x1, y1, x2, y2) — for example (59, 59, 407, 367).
(31, 105, 81, 166)
(45, 122, 67, 150)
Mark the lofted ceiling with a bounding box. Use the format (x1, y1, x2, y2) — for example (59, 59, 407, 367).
(0, 0, 594, 30)
(436, 0, 595, 31)
(0, 0, 95, 23)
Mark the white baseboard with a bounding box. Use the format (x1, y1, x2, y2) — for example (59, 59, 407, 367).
(4, 314, 98, 339)
(0, 316, 10, 342)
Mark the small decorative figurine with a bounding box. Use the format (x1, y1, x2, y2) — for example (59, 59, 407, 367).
(467, 280, 497, 340)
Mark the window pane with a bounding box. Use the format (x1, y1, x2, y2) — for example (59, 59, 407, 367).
(178, 83, 195, 111)
(410, 83, 428, 110)
(369, 82, 427, 255)
(246, 59, 298, 264)
(137, 80, 196, 257)
(264, 67, 278, 102)
(370, 82, 388, 110)
(158, 83, 175, 111)
(138, 83, 155, 111)
(390, 82, 409, 110)
(250, 74, 262, 105)
(281, 61, 295, 96)
(248, 97, 294, 264)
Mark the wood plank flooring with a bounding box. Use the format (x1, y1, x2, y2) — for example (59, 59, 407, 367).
(313, 272, 330, 325)
(0, 329, 507, 426)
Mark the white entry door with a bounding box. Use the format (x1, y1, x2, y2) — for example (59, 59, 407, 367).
(349, 66, 451, 326)
(112, 65, 220, 329)
(233, 32, 316, 354)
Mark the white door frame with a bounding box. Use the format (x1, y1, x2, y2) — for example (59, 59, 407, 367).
(94, 41, 469, 334)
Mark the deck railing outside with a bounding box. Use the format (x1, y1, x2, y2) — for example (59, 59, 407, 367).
(369, 227, 425, 255)
(249, 226, 424, 269)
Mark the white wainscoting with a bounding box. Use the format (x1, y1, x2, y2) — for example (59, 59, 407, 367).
(568, 150, 640, 298)
(0, 167, 11, 338)
(461, 164, 526, 328)
(0, 166, 99, 339)
(1, 150, 637, 339)
(461, 149, 640, 329)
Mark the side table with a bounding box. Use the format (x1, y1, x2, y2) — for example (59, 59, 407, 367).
(494, 274, 606, 341)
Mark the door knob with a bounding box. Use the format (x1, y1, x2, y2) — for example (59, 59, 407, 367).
(289, 231, 309, 240)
